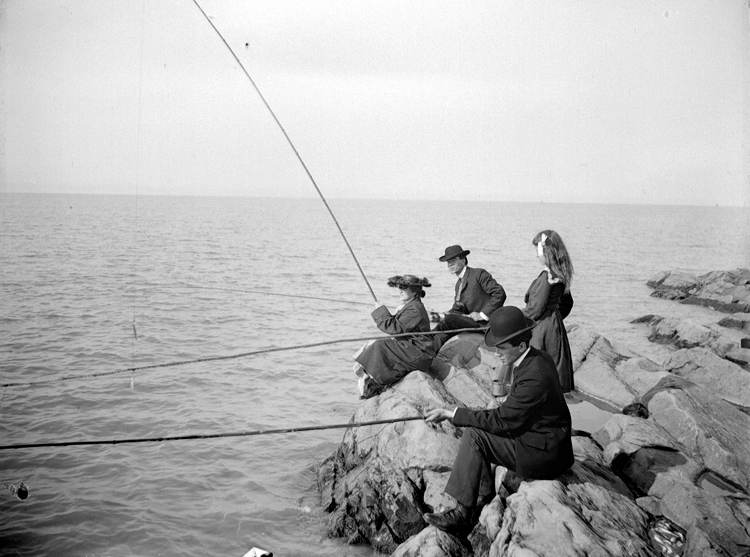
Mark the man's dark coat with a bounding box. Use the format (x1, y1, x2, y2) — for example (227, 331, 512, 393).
(453, 346, 574, 480)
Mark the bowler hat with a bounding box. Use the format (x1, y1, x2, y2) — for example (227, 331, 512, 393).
(484, 306, 535, 347)
(439, 245, 471, 262)
(387, 275, 431, 288)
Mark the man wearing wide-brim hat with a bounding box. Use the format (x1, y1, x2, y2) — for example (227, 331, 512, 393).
(422, 306, 574, 537)
(431, 245, 507, 351)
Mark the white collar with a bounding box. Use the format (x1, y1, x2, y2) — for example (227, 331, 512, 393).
(457, 266, 468, 279)
(512, 346, 531, 368)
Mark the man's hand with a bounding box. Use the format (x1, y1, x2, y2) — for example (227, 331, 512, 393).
(429, 311, 443, 323)
(469, 311, 484, 321)
(424, 408, 453, 423)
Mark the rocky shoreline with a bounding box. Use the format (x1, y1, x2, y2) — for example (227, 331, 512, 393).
(318, 268, 750, 556)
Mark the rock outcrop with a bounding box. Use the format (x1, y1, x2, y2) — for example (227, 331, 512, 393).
(319, 271, 750, 556)
(647, 268, 750, 313)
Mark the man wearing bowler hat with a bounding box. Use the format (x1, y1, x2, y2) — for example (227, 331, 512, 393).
(423, 306, 574, 537)
(431, 245, 506, 351)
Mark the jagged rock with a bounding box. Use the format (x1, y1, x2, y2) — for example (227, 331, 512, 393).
(492, 469, 653, 556)
(567, 323, 599, 372)
(660, 483, 750, 557)
(391, 526, 473, 557)
(320, 302, 750, 556)
(633, 314, 736, 354)
(646, 383, 750, 490)
(663, 347, 750, 408)
(318, 372, 464, 553)
(429, 332, 490, 382)
(613, 446, 702, 499)
(646, 268, 750, 313)
(592, 413, 681, 467)
(718, 312, 750, 331)
(567, 328, 670, 409)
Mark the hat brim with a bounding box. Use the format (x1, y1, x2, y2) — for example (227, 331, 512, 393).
(484, 318, 536, 347)
(439, 250, 470, 262)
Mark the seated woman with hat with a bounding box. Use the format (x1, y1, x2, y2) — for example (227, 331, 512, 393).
(353, 275, 436, 399)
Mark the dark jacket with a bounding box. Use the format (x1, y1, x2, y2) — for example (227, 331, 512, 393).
(449, 267, 506, 318)
(452, 346, 574, 480)
(355, 298, 435, 386)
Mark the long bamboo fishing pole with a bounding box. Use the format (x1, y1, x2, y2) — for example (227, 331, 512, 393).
(1, 327, 487, 388)
(190, 0, 378, 303)
(0, 416, 425, 451)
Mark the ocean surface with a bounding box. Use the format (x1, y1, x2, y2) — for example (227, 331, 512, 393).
(0, 193, 748, 557)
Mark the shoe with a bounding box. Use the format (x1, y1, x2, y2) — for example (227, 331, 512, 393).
(423, 504, 473, 537)
(359, 376, 386, 400)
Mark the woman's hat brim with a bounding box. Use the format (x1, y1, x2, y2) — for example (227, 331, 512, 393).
(387, 275, 431, 288)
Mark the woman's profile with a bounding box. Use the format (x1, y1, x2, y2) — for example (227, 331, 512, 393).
(353, 275, 436, 399)
(522, 230, 574, 393)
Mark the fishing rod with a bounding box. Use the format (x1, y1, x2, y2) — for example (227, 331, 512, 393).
(0, 416, 425, 451)
(2, 327, 487, 388)
(190, 0, 378, 304)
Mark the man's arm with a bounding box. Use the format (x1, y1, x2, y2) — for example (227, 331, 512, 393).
(453, 372, 548, 436)
(477, 269, 507, 316)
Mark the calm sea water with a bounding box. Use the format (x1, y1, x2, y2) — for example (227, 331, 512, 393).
(0, 193, 748, 556)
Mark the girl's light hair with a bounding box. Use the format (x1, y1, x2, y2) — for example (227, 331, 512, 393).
(532, 230, 574, 292)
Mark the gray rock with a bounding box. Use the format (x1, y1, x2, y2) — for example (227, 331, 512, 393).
(660, 483, 750, 556)
(592, 413, 681, 467)
(634, 315, 736, 355)
(318, 372, 463, 553)
(663, 347, 750, 408)
(718, 312, 750, 331)
(647, 384, 750, 490)
(646, 268, 750, 313)
(429, 332, 490, 382)
(567, 327, 670, 409)
(492, 471, 653, 556)
(391, 526, 473, 557)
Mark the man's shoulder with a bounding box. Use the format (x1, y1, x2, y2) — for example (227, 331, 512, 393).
(468, 266, 492, 278)
(521, 347, 557, 375)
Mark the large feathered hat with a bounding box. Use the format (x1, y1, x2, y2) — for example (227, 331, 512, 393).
(387, 275, 431, 288)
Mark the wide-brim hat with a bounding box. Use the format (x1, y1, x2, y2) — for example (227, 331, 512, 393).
(387, 275, 431, 288)
(439, 245, 471, 262)
(484, 306, 536, 347)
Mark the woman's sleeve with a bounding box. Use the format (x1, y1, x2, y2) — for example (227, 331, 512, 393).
(372, 304, 422, 335)
(522, 273, 550, 320)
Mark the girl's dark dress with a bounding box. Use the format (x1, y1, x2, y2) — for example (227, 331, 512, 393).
(523, 269, 574, 393)
(355, 298, 436, 387)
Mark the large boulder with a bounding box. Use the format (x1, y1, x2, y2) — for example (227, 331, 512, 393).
(662, 347, 750, 408)
(646, 268, 750, 313)
(633, 314, 750, 368)
(489, 438, 655, 557)
(646, 381, 750, 491)
(567, 326, 671, 409)
(318, 372, 464, 553)
(718, 312, 750, 332)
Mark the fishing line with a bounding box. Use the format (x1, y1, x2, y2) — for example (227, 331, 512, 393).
(0, 416, 425, 451)
(131, 0, 147, 385)
(1, 327, 487, 388)
(190, 0, 378, 303)
(160, 282, 371, 306)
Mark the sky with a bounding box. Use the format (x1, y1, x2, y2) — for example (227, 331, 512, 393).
(0, 0, 748, 206)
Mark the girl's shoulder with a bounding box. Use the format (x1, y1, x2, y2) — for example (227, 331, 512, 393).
(542, 266, 562, 285)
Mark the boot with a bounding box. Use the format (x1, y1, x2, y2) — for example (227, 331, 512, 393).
(423, 502, 473, 537)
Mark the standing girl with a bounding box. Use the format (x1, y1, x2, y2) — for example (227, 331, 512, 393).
(522, 230, 574, 393)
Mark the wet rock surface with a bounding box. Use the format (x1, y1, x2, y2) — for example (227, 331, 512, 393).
(318, 269, 750, 556)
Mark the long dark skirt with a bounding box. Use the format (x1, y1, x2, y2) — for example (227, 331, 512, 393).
(355, 337, 434, 386)
(530, 311, 574, 393)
